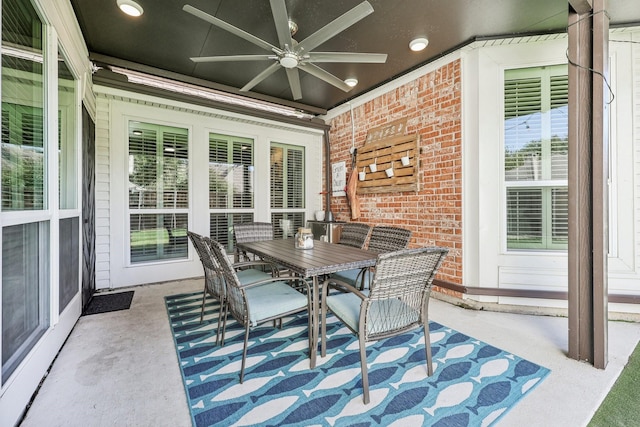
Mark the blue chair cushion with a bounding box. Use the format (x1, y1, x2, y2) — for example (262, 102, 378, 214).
(331, 268, 371, 289)
(325, 292, 360, 331)
(246, 281, 308, 326)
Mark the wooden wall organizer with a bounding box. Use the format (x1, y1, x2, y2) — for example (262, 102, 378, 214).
(356, 133, 418, 194)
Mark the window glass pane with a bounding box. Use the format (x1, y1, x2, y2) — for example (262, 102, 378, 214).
(270, 146, 284, 209)
(209, 134, 254, 209)
(58, 50, 77, 209)
(1, 0, 45, 211)
(130, 213, 188, 262)
(128, 121, 188, 263)
(2, 221, 50, 381)
(506, 188, 542, 247)
(162, 131, 189, 209)
(59, 217, 79, 313)
(287, 148, 304, 209)
(504, 77, 542, 181)
(270, 143, 305, 209)
(128, 123, 188, 209)
(550, 75, 569, 180)
(551, 187, 569, 245)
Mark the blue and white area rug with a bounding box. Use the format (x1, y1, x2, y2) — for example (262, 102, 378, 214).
(166, 292, 550, 427)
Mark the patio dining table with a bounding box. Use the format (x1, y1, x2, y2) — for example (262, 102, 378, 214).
(236, 238, 377, 368)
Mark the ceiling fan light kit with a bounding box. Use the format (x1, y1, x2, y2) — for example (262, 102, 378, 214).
(117, 0, 143, 17)
(280, 53, 299, 69)
(409, 37, 429, 52)
(183, 0, 387, 101)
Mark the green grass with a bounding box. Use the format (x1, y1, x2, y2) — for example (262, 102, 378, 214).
(588, 340, 640, 427)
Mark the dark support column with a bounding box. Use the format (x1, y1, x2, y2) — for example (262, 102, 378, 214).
(567, 0, 609, 368)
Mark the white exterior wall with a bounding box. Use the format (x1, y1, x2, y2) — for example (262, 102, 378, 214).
(461, 30, 640, 313)
(95, 96, 112, 289)
(93, 87, 325, 289)
(608, 29, 640, 313)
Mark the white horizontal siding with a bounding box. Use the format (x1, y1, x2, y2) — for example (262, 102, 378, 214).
(94, 96, 111, 289)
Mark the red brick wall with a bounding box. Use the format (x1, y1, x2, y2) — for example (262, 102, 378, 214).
(327, 59, 462, 291)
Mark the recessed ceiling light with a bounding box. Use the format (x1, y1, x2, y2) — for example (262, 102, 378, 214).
(345, 78, 358, 87)
(117, 0, 143, 17)
(409, 37, 429, 52)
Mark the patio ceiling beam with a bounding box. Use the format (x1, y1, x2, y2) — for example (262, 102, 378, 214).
(568, 0, 593, 14)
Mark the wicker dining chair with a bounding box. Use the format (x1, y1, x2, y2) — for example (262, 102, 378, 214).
(330, 225, 412, 290)
(321, 246, 449, 404)
(207, 237, 312, 383)
(337, 222, 371, 249)
(233, 222, 274, 262)
(187, 231, 275, 345)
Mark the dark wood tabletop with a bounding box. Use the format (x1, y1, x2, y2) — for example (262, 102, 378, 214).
(236, 238, 377, 277)
(236, 238, 377, 368)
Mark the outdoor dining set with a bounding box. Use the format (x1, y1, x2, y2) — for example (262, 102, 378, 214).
(187, 221, 448, 404)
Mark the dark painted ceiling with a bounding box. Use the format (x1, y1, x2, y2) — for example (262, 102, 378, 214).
(71, 0, 640, 113)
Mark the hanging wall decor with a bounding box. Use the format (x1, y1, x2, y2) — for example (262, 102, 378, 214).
(356, 121, 418, 194)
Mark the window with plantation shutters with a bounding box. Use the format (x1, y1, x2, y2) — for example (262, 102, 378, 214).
(208, 133, 255, 252)
(270, 143, 305, 238)
(128, 121, 189, 263)
(504, 65, 568, 250)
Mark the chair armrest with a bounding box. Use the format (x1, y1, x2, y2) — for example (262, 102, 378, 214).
(323, 280, 368, 304)
(336, 283, 368, 300)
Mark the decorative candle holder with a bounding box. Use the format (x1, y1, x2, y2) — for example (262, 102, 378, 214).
(385, 161, 394, 177)
(369, 158, 377, 173)
(358, 167, 366, 181)
(401, 151, 410, 166)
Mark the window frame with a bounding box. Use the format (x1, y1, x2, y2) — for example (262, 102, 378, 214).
(502, 64, 569, 251)
(126, 120, 190, 265)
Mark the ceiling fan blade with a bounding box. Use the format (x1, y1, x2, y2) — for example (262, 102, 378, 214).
(270, 0, 293, 49)
(299, 63, 352, 92)
(285, 68, 302, 100)
(296, 1, 374, 53)
(240, 62, 281, 92)
(305, 52, 387, 63)
(190, 54, 274, 63)
(183, 5, 279, 53)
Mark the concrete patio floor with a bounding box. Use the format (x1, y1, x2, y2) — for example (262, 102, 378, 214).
(18, 278, 640, 427)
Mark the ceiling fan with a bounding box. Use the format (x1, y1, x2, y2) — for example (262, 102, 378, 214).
(183, 0, 387, 100)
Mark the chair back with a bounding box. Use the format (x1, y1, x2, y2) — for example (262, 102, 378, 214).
(188, 231, 225, 299)
(233, 222, 274, 244)
(187, 231, 206, 261)
(233, 222, 274, 261)
(206, 237, 249, 326)
(367, 226, 412, 253)
(338, 222, 371, 249)
(364, 247, 448, 340)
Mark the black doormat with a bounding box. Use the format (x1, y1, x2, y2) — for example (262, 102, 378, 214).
(83, 291, 134, 316)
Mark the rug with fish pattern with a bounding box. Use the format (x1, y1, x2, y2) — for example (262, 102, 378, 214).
(166, 292, 550, 427)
